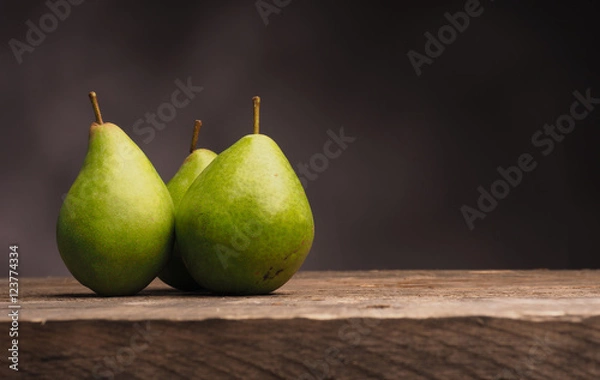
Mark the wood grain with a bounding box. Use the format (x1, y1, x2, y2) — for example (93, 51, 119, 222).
(1, 270, 599, 379)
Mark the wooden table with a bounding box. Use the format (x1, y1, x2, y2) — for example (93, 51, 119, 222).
(2, 270, 599, 379)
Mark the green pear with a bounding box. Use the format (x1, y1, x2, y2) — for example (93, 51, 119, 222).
(159, 120, 217, 291)
(56, 92, 175, 296)
(177, 96, 314, 295)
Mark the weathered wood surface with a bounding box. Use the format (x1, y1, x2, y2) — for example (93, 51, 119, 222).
(1, 270, 600, 379)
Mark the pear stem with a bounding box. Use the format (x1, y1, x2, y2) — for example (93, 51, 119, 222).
(190, 120, 202, 153)
(88, 92, 103, 124)
(253, 96, 260, 134)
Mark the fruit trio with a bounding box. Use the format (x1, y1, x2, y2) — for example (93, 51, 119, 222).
(56, 93, 314, 296)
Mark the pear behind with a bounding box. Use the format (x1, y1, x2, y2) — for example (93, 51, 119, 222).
(159, 148, 216, 291)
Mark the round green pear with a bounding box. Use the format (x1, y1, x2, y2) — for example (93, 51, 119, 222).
(158, 120, 217, 291)
(56, 92, 175, 296)
(177, 96, 314, 295)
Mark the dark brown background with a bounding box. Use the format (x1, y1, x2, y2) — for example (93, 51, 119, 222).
(1, 0, 599, 276)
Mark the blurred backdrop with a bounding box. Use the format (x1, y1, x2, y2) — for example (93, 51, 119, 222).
(1, 0, 599, 276)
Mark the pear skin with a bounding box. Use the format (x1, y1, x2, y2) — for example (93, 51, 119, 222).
(177, 97, 314, 295)
(159, 121, 217, 291)
(56, 92, 175, 296)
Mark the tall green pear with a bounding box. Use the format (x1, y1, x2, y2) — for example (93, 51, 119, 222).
(177, 96, 314, 295)
(159, 120, 217, 291)
(56, 92, 175, 296)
